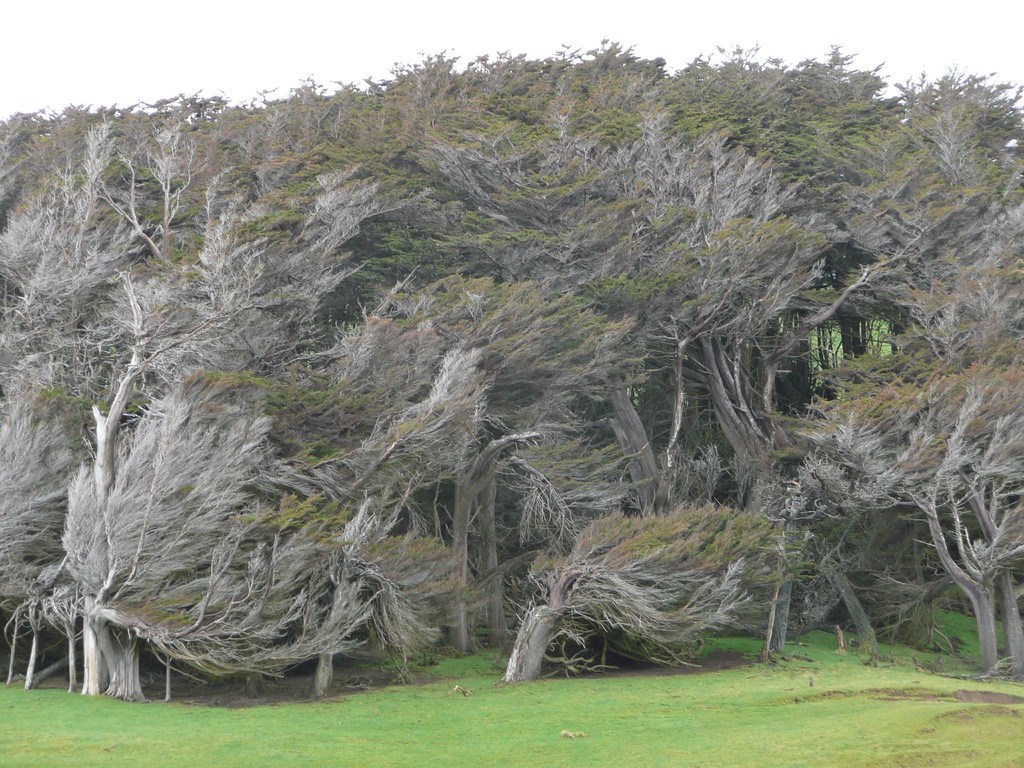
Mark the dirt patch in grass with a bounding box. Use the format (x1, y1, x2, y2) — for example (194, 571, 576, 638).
(952, 689, 1024, 704)
(166, 665, 445, 708)
(591, 650, 750, 679)
(31, 662, 441, 708)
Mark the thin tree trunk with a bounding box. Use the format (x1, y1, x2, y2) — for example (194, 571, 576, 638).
(6, 614, 19, 685)
(67, 626, 77, 693)
(311, 652, 334, 698)
(768, 581, 793, 654)
(164, 656, 172, 702)
(480, 478, 508, 647)
(761, 582, 781, 663)
(999, 572, 1024, 679)
(449, 433, 540, 652)
(503, 606, 561, 683)
(450, 479, 473, 653)
(23, 629, 39, 691)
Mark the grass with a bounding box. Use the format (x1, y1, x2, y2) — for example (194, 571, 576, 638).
(2, 628, 1024, 767)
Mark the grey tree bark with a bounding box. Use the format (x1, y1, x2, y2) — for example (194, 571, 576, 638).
(95, 619, 144, 702)
(609, 384, 662, 514)
(767, 581, 793, 654)
(25, 657, 69, 690)
(999, 573, 1024, 679)
(503, 606, 562, 683)
(450, 433, 539, 652)
(824, 566, 877, 656)
(311, 652, 334, 699)
(22, 627, 38, 691)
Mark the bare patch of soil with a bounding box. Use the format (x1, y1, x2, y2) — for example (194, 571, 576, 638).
(33, 664, 439, 707)
(952, 689, 1024, 704)
(588, 650, 750, 679)
(163, 666, 441, 708)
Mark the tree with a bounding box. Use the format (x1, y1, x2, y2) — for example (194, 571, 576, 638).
(271, 311, 485, 695)
(820, 368, 1024, 677)
(0, 389, 83, 689)
(390, 276, 632, 651)
(63, 375, 291, 700)
(503, 504, 771, 682)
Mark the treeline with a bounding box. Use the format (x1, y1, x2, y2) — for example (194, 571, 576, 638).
(1, 44, 1023, 700)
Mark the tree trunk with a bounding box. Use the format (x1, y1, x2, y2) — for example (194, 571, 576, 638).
(479, 478, 508, 647)
(6, 613, 19, 685)
(450, 478, 473, 653)
(999, 572, 1024, 679)
(23, 630, 39, 691)
(244, 673, 265, 698)
(164, 656, 172, 702)
(609, 384, 660, 514)
(81, 598, 107, 695)
(449, 434, 540, 652)
(921, 504, 1000, 675)
(503, 606, 561, 683)
(825, 566, 877, 656)
(768, 581, 793, 654)
(970, 587, 999, 675)
(26, 657, 69, 690)
(67, 627, 77, 693)
(311, 652, 334, 698)
(95, 620, 144, 702)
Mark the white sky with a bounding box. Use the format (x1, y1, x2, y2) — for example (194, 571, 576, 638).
(2, 1, 1022, 119)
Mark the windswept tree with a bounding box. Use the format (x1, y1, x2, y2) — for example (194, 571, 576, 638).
(820, 367, 1024, 678)
(0, 114, 390, 698)
(388, 276, 632, 651)
(270, 312, 486, 695)
(63, 375, 294, 700)
(504, 504, 771, 682)
(0, 389, 84, 689)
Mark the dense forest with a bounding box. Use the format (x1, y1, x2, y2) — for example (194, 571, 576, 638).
(1, 44, 1023, 702)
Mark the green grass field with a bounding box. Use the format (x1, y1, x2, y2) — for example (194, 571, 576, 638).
(3, 629, 1023, 767)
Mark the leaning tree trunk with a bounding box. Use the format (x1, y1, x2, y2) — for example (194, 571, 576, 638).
(504, 568, 579, 683)
(999, 573, 1024, 679)
(609, 384, 661, 514)
(95, 619, 144, 702)
(923, 507, 1000, 675)
(23, 628, 39, 691)
(503, 606, 562, 683)
(26, 658, 69, 690)
(824, 566, 877, 656)
(969, 587, 1000, 675)
(763, 522, 793, 657)
(6, 609, 20, 685)
(311, 652, 334, 699)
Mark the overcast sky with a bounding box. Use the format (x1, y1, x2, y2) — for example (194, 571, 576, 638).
(2, 1, 1022, 119)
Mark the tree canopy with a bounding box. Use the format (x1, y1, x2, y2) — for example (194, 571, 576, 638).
(2, 44, 1023, 698)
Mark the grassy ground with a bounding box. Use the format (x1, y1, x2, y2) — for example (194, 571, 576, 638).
(2, 629, 1023, 767)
